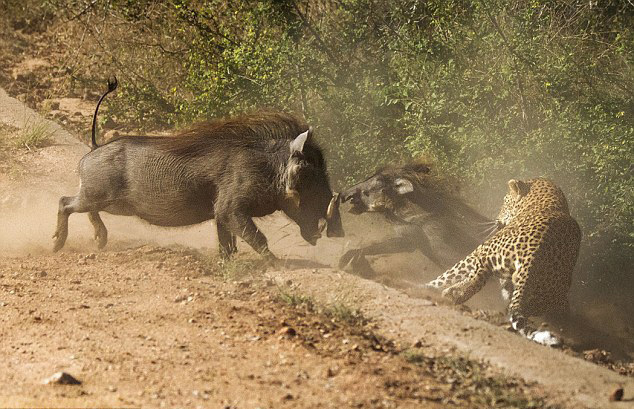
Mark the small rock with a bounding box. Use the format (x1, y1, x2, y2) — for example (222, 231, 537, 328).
(42, 371, 81, 385)
(609, 387, 624, 402)
(281, 393, 294, 401)
(278, 326, 296, 338)
(584, 348, 611, 364)
(85, 253, 96, 260)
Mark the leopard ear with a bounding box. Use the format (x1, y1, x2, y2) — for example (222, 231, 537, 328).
(508, 179, 528, 198)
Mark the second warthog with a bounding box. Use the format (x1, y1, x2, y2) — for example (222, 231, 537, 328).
(53, 78, 344, 259)
(338, 160, 491, 276)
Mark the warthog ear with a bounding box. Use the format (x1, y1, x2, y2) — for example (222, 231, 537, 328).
(394, 178, 414, 195)
(290, 127, 312, 154)
(508, 179, 528, 198)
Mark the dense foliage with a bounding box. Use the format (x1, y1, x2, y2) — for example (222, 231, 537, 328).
(7, 0, 634, 299)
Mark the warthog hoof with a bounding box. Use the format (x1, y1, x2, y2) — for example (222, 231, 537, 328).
(338, 249, 361, 270)
(94, 231, 107, 249)
(339, 250, 376, 278)
(52, 232, 65, 253)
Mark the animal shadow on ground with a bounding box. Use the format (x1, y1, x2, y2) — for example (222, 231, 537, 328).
(277, 258, 330, 270)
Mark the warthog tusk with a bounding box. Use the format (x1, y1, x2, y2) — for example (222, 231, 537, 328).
(326, 193, 340, 220)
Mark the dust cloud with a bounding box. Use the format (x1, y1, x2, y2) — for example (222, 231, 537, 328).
(0, 163, 631, 362)
(0, 185, 214, 256)
(0, 181, 342, 263)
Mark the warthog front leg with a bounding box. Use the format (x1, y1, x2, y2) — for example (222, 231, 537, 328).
(339, 236, 419, 269)
(218, 212, 276, 261)
(339, 227, 444, 276)
(217, 222, 237, 259)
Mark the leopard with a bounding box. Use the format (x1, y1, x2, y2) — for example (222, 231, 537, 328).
(426, 178, 581, 346)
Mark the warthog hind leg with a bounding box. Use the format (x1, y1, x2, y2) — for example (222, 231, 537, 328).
(88, 212, 108, 249)
(53, 196, 76, 252)
(53, 196, 75, 252)
(53, 195, 104, 252)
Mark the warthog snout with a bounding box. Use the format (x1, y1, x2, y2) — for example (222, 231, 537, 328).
(341, 188, 368, 214)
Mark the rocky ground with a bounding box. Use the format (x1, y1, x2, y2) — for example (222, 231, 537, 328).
(0, 246, 566, 408)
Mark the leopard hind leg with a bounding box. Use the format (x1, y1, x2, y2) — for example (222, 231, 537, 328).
(500, 277, 514, 301)
(508, 277, 562, 347)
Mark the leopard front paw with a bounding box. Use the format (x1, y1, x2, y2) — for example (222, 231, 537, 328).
(441, 286, 464, 304)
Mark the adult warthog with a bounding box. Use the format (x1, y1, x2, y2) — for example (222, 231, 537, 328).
(53, 77, 344, 259)
(338, 161, 492, 276)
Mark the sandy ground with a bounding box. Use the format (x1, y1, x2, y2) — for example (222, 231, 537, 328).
(0, 86, 633, 409)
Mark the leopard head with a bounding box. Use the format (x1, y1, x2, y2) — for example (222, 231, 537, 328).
(496, 179, 530, 229)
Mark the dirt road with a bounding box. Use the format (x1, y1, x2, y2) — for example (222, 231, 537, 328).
(0, 87, 632, 408)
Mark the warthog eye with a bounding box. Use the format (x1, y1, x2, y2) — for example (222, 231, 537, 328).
(363, 190, 369, 197)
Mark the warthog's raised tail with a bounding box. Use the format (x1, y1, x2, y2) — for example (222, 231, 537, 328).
(90, 76, 118, 150)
